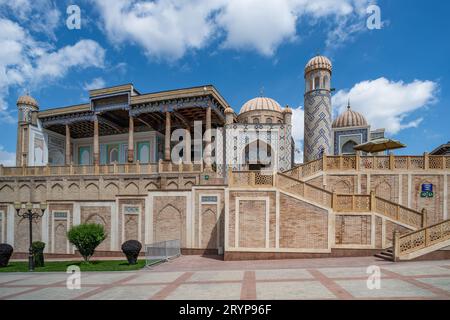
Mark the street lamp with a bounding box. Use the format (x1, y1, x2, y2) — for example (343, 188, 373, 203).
(14, 202, 47, 272)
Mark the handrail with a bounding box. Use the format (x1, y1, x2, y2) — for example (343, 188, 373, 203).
(0, 160, 205, 177)
(284, 155, 450, 178)
(272, 172, 423, 229)
(394, 219, 450, 260)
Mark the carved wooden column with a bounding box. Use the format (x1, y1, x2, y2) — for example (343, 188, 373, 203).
(164, 111, 171, 161)
(184, 127, 191, 164)
(65, 124, 71, 165)
(93, 117, 99, 165)
(128, 116, 134, 163)
(204, 104, 212, 171)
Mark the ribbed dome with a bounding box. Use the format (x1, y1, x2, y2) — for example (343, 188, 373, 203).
(305, 55, 332, 74)
(333, 105, 368, 128)
(240, 97, 282, 114)
(17, 94, 38, 108)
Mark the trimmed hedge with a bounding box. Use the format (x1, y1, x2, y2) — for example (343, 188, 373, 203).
(121, 240, 142, 265)
(32, 241, 46, 267)
(0, 244, 13, 268)
(67, 224, 107, 262)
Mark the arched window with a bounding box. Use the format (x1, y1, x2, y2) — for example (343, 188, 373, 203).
(266, 118, 272, 124)
(253, 118, 260, 124)
(323, 75, 329, 89)
(109, 148, 119, 163)
(342, 140, 357, 155)
(314, 77, 320, 89)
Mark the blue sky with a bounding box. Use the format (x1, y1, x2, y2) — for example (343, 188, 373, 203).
(0, 0, 449, 165)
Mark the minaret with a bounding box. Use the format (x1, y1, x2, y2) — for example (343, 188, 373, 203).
(16, 93, 39, 166)
(303, 55, 333, 163)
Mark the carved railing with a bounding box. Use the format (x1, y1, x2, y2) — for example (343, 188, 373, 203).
(283, 158, 322, 180)
(374, 196, 424, 229)
(284, 155, 450, 179)
(278, 173, 423, 228)
(276, 173, 332, 209)
(229, 171, 275, 187)
(394, 219, 450, 260)
(334, 194, 371, 212)
(0, 160, 203, 177)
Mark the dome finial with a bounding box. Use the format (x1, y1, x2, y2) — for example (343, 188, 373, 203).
(259, 86, 265, 97)
(347, 99, 351, 110)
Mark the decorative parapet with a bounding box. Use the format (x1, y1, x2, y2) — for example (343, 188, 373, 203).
(284, 155, 450, 180)
(394, 218, 450, 261)
(0, 161, 205, 177)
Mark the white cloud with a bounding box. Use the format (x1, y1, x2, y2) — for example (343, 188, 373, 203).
(0, 0, 61, 39)
(93, 0, 221, 61)
(0, 18, 105, 122)
(291, 106, 305, 163)
(83, 77, 106, 91)
(93, 0, 373, 60)
(0, 145, 15, 166)
(332, 77, 438, 135)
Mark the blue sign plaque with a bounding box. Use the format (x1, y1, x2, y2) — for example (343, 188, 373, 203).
(421, 184, 434, 198)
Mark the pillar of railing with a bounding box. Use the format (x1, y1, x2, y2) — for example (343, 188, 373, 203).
(422, 208, 427, 228)
(339, 155, 343, 170)
(370, 191, 376, 211)
(136, 160, 141, 174)
(331, 192, 337, 210)
(393, 230, 400, 262)
(389, 154, 395, 170)
(158, 159, 163, 173)
(355, 152, 360, 171)
(178, 159, 183, 173)
(0, 164, 3, 176)
(322, 154, 327, 171)
(69, 164, 74, 175)
(227, 167, 233, 187)
(424, 152, 429, 170)
(407, 156, 411, 170)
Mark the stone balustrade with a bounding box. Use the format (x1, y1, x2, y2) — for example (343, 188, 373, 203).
(0, 160, 205, 177)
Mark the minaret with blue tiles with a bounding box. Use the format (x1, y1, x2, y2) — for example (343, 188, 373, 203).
(303, 55, 333, 163)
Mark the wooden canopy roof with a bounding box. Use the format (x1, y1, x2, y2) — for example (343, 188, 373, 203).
(38, 85, 229, 139)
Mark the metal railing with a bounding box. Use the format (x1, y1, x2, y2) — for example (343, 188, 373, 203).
(144, 239, 181, 266)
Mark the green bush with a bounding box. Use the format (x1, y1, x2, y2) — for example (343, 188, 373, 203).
(32, 241, 45, 267)
(67, 224, 107, 262)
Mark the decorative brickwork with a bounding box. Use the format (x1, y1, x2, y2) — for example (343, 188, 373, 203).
(279, 194, 328, 249)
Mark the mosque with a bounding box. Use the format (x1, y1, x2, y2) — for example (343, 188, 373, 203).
(0, 56, 449, 261)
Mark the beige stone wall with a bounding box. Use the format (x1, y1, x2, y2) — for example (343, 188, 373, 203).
(327, 175, 356, 194)
(118, 198, 145, 245)
(279, 194, 328, 249)
(193, 189, 225, 250)
(335, 215, 371, 246)
(14, 211, 42, 252)
(412, 175, 444, 225)
(48, 203, 73, 254)
(153, 195, 187, 246)
(0, 205, 6, 244)
(228, 191, 276, 249)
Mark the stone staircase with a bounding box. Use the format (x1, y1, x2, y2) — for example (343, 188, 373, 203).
(389, 219, 450, 261)
(375, 248, 394, 261)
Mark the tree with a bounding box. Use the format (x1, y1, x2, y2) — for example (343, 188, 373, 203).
(67, 224, 107, 262)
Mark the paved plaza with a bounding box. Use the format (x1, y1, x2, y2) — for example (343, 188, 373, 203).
(1, 256, 450, 300)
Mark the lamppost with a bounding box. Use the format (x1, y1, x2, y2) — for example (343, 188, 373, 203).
(13, 202, 47, 272)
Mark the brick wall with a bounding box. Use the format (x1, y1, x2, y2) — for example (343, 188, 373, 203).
(279, 194, 328, 249)
(335, 215, 371, 245)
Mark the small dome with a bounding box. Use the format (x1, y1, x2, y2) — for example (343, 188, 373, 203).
(224, 106, 234, 114)
(240, 97, 282, 114)
(17, 94, 38, 108)
(305, 55, 332, 75)
(283, 105, 292, 114)
(333, 105, 368, 128)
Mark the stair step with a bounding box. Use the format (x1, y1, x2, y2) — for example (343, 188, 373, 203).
(374, 251, 394, 261)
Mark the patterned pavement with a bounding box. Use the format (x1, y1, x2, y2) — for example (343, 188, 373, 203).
(1, 256, 450, 300)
